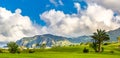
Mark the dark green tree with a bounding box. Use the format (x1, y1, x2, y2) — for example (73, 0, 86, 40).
(40, 43, 46, 49)
(36, 43, 40, 46)
(7, 42, 18, 53)
(91, 29, 110, 52)
(90, 41, 98, 52)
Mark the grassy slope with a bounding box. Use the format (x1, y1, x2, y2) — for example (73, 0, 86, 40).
(0, 43, 120, 58)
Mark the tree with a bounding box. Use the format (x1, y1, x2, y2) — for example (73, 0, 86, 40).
(7, 42, 18, 53)
(40, 43, 46, 49)
(91, 29, 110, 52)
(36, 43, 40, 46)
(36, 43, 40, 48)
(89, 41, 98, 52)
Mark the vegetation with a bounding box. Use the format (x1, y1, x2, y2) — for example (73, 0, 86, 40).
(7, 42, 19, 53)
(83, 47, 89, 53)
(1, 29, 120, 58)
(90, 42, 98, 52)
(29, 49, 35, 53)
(0, 49, 3, 53)
(91, 29, 110, 52)
(117, 36, 120, 42)
(0, 42, 120, 58)
(103, 42, 111, 45)
(40, 43, 46, 49)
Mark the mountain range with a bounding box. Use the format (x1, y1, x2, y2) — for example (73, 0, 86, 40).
(16, 34, 92, 48)
(108, 28, 120, 41)
(16, 28, 120, 48)
(1, 28, 120, 48)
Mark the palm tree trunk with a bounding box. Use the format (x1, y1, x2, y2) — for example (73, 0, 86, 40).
(98, 42, 101, 52)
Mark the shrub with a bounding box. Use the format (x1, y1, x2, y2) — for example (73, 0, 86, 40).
(89, 42, 98, 52)
(29, 49, 35, 53)
(85, 42, 91, 45)
(17, 49, 21, 54)
(118, 45, 120, 48)
(40, 43, 46, 49)
(80, 43, 84, 45)
(0, 49, 3, 53)
(103, 42, 111, 45)
(83, 47, 89, 53)
(17, 50, 21, 54)
(101, 47, 104, 52)
(110, 50, 114, 53)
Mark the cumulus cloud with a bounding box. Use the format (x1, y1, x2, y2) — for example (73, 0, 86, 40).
(0, 7, 39, 42)
(74, 3, 81, 14)
(86, 0, 120, 13)
(1, 1, 120, 42)
(40, 3, 120, 37)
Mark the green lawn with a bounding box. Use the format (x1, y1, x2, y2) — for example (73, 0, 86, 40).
(0, 52, 120, 58)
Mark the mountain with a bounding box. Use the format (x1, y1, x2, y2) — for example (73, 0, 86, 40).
(16, 34, 71, 48)
(0, 42, 7, 48)
(16, 28, 120, 48)
(16, 34, 92, 48)
(108, 28, 120, 41)
(69, 36, 92, 43)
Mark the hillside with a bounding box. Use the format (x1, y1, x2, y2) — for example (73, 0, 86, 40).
(15, 27, 120, 48)
(16, 34, 92, 48)
(108, 28, 120, 41)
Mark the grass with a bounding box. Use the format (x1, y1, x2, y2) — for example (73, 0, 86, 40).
(0, 52, 120, 58)
(0, 43, 120, 58)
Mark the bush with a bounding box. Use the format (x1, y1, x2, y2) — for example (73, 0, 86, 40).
(103, 42, 111, 45)
(118, 45, 120, 48)
(110, 50, 114, 53)
(85, 42, 91, 45)
(17, 49, 21, 54)
(101, 47, 104, 52)
(89, 42, 98, 52)
(80, 43, 84, 45)
(83, 47, 89, 53)
(29, 49, 35, 53)
(17, 50, 21, 54)
(0, 49, 3, 53)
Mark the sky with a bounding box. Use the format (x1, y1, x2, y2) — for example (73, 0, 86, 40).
(0, 0, 120, 42)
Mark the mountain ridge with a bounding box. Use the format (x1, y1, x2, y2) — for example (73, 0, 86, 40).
(16, 27, 120, 48)
(16, 34, 92, 48)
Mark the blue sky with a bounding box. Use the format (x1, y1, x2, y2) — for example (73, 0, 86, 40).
(0, 0, 120, 42)
(0, 0, 87, 26)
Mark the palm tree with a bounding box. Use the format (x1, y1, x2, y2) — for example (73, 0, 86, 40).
(91, 29, 110, 52)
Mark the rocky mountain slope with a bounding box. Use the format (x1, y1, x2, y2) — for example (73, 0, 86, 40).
(16, 28, 120, 48)
(16, 34, 92, 48)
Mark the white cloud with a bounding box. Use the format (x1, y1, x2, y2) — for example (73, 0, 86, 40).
(50, 0, 58, 6)
(74, 3, 81, 14)
(1, 1, 120, 42)
(59, 0, 64, 5)
(49, 0, 64, 6)
(86, 0, 120, 13)
(40, 3, 120, 37)
(86, 3, 114, 26)
(0, 7, 40, 42)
